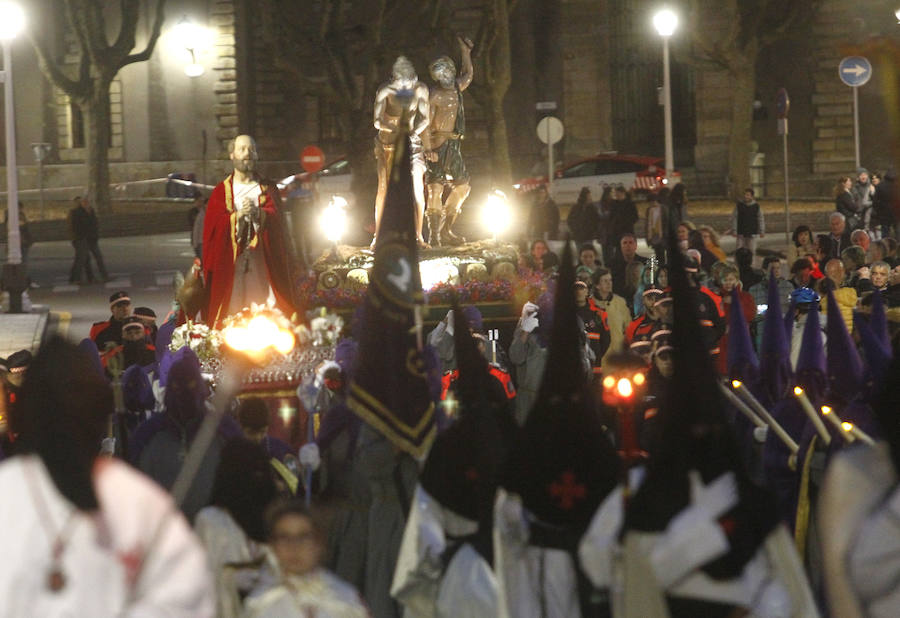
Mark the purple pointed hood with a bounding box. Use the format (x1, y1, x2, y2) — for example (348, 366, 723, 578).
(727, 286, 759, 383)
(759, 270, 792, 406)
(825, 291, 864, 403)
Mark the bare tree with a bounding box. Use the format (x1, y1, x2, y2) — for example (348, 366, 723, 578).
(28, 1, 166, 213)
(466, 0, 520, 185)
(687, 0, 819, 197)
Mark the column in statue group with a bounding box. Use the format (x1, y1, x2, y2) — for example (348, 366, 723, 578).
(425, 35, 474, 248)
(372, 57, 431, 249)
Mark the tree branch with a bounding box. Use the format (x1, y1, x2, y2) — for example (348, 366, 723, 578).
(122, 0, 167, 68)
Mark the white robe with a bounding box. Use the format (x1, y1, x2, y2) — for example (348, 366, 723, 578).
(244, 568, 369, 618)
(194, 506, 277, 618)
(820, 441, 900, 618)
(493, 489, 581, 618)
(391, 485, 498, 617)
(0, 455, 214, 617)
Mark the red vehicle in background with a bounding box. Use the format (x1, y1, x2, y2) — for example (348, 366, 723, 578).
(513, 153, 681, 205)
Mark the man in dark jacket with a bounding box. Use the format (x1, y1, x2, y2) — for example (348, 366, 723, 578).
(68, 196, 108, 284)
(525, 185, 560, 240)
(90, 291, 132, 351)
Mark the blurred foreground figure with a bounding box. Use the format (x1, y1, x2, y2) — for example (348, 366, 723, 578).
(245, 500, 368, 617)
(820, 355, 900, 618)
(0, 336, 214, 616)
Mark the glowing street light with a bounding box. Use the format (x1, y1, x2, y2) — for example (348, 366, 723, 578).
(481, 189, 512, 242)
(653, 7, 678, 181)
(0, 1, 26, 312)
(170, 16, 214, 78)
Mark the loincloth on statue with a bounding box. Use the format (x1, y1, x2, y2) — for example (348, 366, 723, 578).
(425, 137, 469, 185)
(374, 134, 425, 172)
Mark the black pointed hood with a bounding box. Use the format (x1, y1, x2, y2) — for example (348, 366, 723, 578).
(501, 240, 620, 535)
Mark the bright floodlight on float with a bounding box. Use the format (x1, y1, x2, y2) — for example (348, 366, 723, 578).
(653, 8, 678, 37)
(320, 195, 349, 244)
(223, 314, 295, 359)
(481, 189, 512, 241)
(418, 258, 459, 291)
(0, 2, 24, 40)
(896, 7, 900, 22)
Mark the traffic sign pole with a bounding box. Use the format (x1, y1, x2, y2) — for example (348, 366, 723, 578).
(776, 87, 791, 248)
(852, 85, 860, 169)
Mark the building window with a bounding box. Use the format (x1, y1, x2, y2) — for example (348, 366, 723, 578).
(69, 102, 85, 149)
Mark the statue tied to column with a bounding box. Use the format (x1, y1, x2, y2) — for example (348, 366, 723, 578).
(373, 56, 431, 249)
(425, 35, 474, 247)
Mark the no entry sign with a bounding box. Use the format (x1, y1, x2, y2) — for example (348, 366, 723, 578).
(301, 145, 326, 173)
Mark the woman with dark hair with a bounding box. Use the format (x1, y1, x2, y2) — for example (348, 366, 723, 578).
(688, 229, 719, 272)
(195, 437, 278, 618)
(566, 187, 600, 244)
(0, 336, 213, 614)
(835, 176, 861, 230)
(787, 224, 816, 264)
(668, 182, 688, 223)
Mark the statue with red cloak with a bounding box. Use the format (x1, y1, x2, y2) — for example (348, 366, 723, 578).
(202, 135, 296, 327)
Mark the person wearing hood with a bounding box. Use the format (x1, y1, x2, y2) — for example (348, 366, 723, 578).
(392, 302, 516, 617)
(788, 287, 828, 371)
(129, 347, 241, 521)
(0, 336, 214, 615)
(496, 240, 621, 617)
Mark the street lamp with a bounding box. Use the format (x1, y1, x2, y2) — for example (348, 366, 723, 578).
(653, 8, 678, 182)
(0, 1, 25, 313)
(170, 16, 213, 78)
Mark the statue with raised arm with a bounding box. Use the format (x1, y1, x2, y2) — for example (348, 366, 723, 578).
(373, 56, 431, 249)
(425, 36, 474, 247)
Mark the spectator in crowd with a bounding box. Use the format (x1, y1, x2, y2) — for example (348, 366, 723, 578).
(835, 177, 862, 231)
(790, 258, 815, 290)
(237, 397, 292, 462)
(645, 188, 667, 261)
(841, 246, 872, 295)
(734, 247, 764, 291)
(749, 256, 793, 315)
(576, 243, 599, 283)
(194, 438, 278, 618)
(68, 195, 109, 285)
(851, 229, 871, 256)
(608, 185, 639, 257)
(823, 212, 852, 261)
(714, 264, 757, 374)
(625, 288, 662, 347)
(787, 224, 816, 265)
(871, 168, 897, 240)
(608, 233, 647, 312)
(133, 306, 158, 343)
(668, 182, 688, 223)
(99, 316, 157, 373)
(851, 167, 875, 232)
(698, 225, 727, 262)
(819, 258, 857, 333)
(688, 229, 719, 273)
(244, 501, 367, 617)
(676, 220, 695, 252)
(528, 239, 559, 272)
(566, 187, 600, 244)
(871, 239, 892, 266)
(590, 267, 630, 366)
(525, 185, 559, 241)
(870, 260, 891, 292)
(574, 280, 611, 377)
(727, 187, 765, 259)
(3, 202, 33, 277)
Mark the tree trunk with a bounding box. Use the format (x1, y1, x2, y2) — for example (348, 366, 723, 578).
(83, 82, 113, 214)
(726, 65, 756, 200)
(485, 93, 512, 185)
(347, 109, 377, 244)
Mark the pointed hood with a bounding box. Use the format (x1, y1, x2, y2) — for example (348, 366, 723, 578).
(122, 364, 155, 413)
(759, 270, 792, 406)
(870, 288, 889, 343)
(726, 286, 759, 383)
(874, 355, 900, 474)
(501, 240, 620, 534)
(155, 320, 176, 364)
(825, 291, 864, 403)
(346, 134, 434, 457)
(419, 301, 514, 547)
(795, 304, 826, 401)
(77, 338, 105, 380)
(854, 310, 893, 386)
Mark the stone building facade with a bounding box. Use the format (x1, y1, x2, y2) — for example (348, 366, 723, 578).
(3, 0, 897, 200)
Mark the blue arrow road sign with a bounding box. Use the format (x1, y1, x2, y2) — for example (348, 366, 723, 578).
(839, 56, 872, 87)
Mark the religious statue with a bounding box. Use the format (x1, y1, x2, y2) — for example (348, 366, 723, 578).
(373, 56, 431, 248)
(202, 135, 295, 327)
(425, 36, 474, 247)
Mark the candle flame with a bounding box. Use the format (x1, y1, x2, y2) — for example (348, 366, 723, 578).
(841, 422, 854, 432)
(821, 406, 832, 415)
(731, 380, 742, 388)
(793, 386, 804, 396)
(633, 372, 646, 386)
(602, 375, 616, 389)
(616, 378, 634, 398)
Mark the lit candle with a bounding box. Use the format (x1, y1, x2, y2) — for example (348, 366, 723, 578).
(792, 386, 831, 445)
(820, 406, 854, 443)
(727, 381, 799, 454)
(841, 422, 876, 446)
